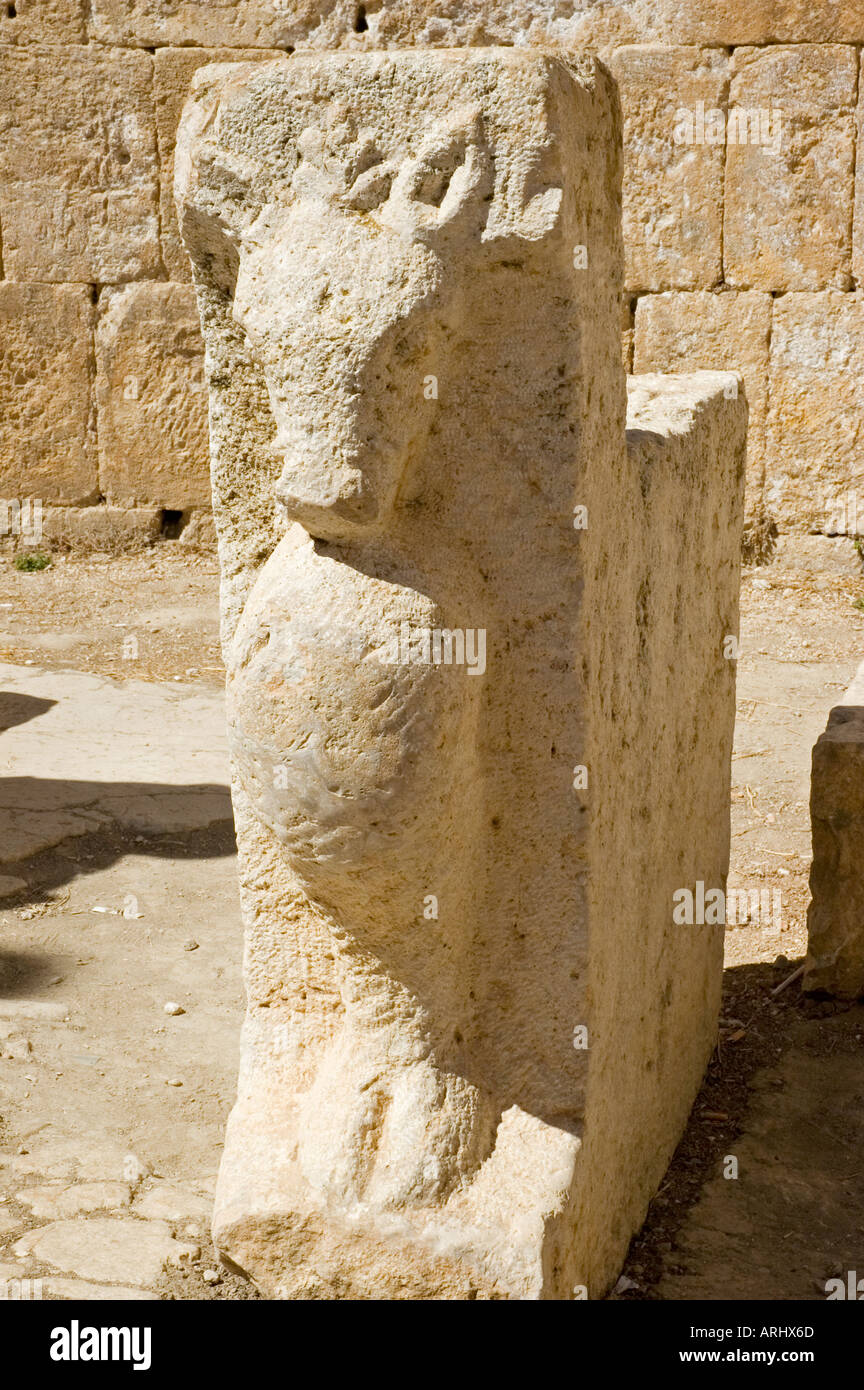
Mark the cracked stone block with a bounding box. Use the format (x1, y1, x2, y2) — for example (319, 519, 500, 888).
(634, 289, 771, 524)
(0, 45, 161, 283)
(724, 46, 857, 292)
(606, 46, 727, 292)
(766, 291, 864, 532)
(178, 48, 745, 1299)
(95, 284, 210, 509)
(0, 285, 96, 507)
(805, 662, 864, 999)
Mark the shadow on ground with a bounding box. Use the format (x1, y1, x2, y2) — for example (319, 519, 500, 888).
(0, 818, 236, 912)
(0, 692, 57, 731)
(614, 954, 864, 1302)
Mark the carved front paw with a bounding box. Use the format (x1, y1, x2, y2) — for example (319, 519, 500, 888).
(297, 1047, 497, 1212)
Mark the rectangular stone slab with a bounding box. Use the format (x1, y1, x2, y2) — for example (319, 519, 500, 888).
(805, 660, 864, 999)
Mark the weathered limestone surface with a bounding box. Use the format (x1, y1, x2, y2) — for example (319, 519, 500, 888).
(634, 290, 770, 522)
(567, 0, 864, 47)
(0, 45, 161, 283)
(37, 506, 163, 553)
(805, 661, 864, 1000)
(853, 51, 864, 289)
(13, 1218, 197, 1286)
(95, 283, 210, 508)
(0, 284, 97, 506)
(724, 46, 856, 292)
(766, 292, 864, 533)
(605, 47, 726, 292)
(90, 0, 308, 48)
(0, 0, 86, 44)
(88, 1, 864, 50)
(155, 47, 287, 280)
(178, 49, 745, 1299)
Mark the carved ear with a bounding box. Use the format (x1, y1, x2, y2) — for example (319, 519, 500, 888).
(382, 107, 491, 242)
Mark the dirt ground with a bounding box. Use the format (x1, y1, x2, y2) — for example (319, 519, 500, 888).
(1, 534, 863, 1299)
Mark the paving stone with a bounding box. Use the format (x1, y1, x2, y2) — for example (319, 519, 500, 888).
(13, 1217, 198, 1287)
(17, 1182, 132, 1220)
(134, 1183, 212, 1224)
(0, 663, 229, 868)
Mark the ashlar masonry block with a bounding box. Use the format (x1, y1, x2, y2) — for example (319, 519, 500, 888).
(0, 45, 161, 283)
(724, 46, 857, 292)
(95, 283, 210, 509)
(0, 284, 96, 506)
(605, 46, 727, 292)
(766, 291, 864, 532)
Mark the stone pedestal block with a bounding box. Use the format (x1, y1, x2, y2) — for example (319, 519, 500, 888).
(805, 662, 864, 1000)
(634, 290, 770, 525)
(177, 48, 745, 1299)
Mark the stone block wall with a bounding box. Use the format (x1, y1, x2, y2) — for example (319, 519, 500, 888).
(0, 1, 860, 546)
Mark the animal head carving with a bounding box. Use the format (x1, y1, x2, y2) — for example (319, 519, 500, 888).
(178, 89, 563, 542)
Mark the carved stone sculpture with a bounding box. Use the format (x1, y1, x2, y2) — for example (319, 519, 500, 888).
(176, 49, 746, 1299)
